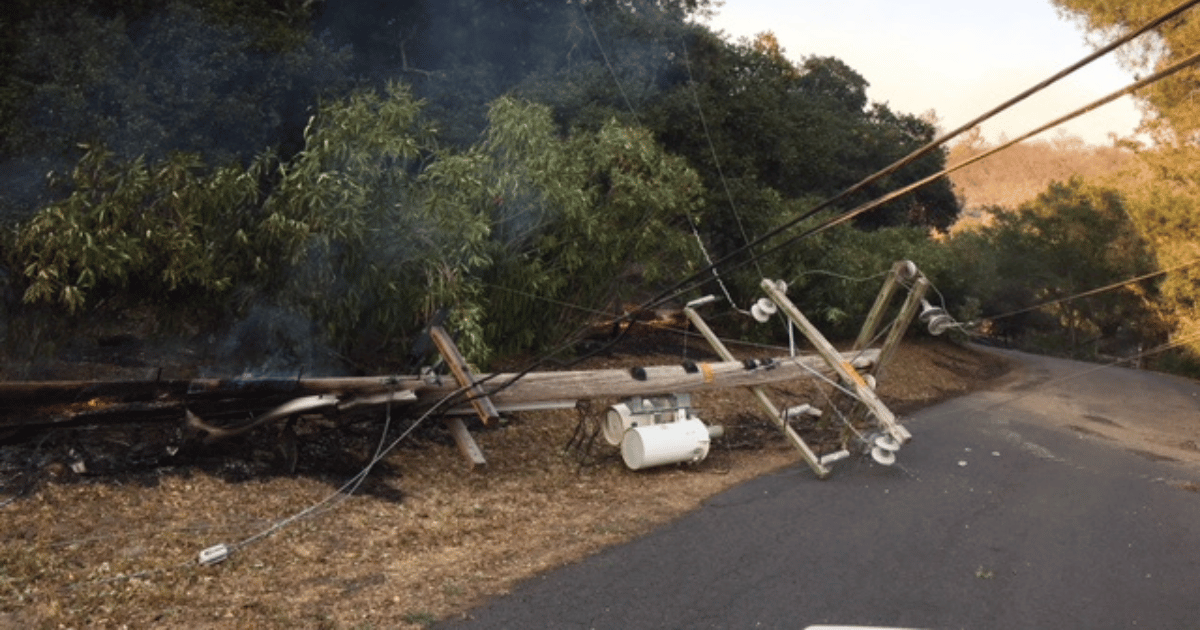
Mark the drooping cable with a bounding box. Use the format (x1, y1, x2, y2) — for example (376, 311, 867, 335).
(637, 0, 1200, 313)
(745, 46, 1200, 269)
(681, 37, 764, 280)
(981, 257, 1200, 323)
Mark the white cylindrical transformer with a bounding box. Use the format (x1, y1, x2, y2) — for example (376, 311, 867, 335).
(621, 418, 712, 470)
(604, 403, 636, 446)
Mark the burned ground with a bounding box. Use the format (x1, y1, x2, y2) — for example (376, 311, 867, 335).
(0, 336, 1009, 629)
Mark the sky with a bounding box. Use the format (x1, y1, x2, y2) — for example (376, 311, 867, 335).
(701, 0, 1145, 146)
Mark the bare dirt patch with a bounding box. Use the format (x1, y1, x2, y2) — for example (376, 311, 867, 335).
(0, 339, 1010, 629)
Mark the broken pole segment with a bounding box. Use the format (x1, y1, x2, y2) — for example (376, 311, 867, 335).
(874, 276, 930, 382)
(429, 325, 494, 469)
(429, 326, 501, 427)
(759, 279, 911, 444)
(853, 260, 914, 353)
(683, 303, 831, 479)
(443, 415, 487, 469)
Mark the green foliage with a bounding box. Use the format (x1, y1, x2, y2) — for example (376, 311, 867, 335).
(0, 2, 349, 166)
(251, 82, 494, 362)
(945, 178, 1162, 356)
(774, 221, 954, 339)
(1052, 0, 1200, 364)
(1, 0, 981, 371)
(10, 146, 264, 312)
(642, 30, 960, 236)
(1053, 0, 1200, 144)
(6, 83, 705, 367)
(457, 98, 704, 356)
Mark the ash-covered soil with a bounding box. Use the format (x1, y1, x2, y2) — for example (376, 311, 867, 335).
(0, 337, 1009, 630)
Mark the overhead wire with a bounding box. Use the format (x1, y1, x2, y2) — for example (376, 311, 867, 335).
(981, 256, 1200, 323)
(55, 1, 1200, 587)
(661, 44, 1200, 307)
(637, 0, 1200, 313)
(680, 37, 763, 280)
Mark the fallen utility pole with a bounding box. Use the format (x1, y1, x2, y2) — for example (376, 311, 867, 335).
(0, 351, 877, 433)
(419, 350, 878, 410)
(683, 299, 831, 478)
(762, 278, 912, 444)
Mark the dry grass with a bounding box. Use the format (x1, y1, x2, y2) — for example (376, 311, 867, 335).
(0, 339, 1009, 629)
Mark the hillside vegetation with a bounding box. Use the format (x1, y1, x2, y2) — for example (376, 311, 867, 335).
(948, 130, 1134, 224)
(0, 0, 1197, 376)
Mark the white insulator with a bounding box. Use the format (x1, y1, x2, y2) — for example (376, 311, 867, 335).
(874, 434, 902, 453)
(750, 297, 777, 323)
(870, 446, 897, 466)
(819, 450, 851, 465)
(927, 313, 955, 336)
(783, 404, 822, 420)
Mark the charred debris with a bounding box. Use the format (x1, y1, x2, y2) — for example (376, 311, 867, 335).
(1, 262, 955, 486)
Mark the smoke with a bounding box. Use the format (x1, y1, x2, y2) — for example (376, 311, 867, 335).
(0, 0, 697, 373)
(213, 304, 344, 377)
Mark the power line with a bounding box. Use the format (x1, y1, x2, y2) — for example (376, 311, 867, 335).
(680, 37, 763, 280)
(704, 44, 1200, 300)
(982, 256, 1200, 323)
(637, 0, 1200, 313)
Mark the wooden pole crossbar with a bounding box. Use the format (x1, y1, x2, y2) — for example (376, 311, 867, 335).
(428, 325, 493, 469)
(760, 279, 912, 444)
(683, 305, 831, 478)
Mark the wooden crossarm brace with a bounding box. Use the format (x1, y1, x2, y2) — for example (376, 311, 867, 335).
(683, 305, 831, 479)
(853, 260, 910, 353)
(429, 325, 494, 469)
(429, 326, 500, 426)
(874, 276, 930, 382)
(760, 279, 911, 444)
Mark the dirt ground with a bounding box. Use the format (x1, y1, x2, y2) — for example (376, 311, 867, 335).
(0, 338, 1011, 630)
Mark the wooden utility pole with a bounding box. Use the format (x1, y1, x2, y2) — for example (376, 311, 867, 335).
(428, 325, 493, 469)
(683, 303, 831, 478)
(760, 279, 911, 444)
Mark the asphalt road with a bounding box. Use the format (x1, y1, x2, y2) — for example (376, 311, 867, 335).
(438, 349, 1200, 630)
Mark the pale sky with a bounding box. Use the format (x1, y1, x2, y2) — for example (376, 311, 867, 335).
(702, 0, 1145, 145)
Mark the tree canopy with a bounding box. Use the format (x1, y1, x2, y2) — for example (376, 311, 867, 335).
(0, 0, 970, 371)
(1050, 0, 1200, 367)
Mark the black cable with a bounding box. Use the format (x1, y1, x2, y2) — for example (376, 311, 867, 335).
(746, 46, 1200, 271)
(637, 0, 1200, 313)
(443, 0, 1200, 410)
(982, 257, 1200, 323)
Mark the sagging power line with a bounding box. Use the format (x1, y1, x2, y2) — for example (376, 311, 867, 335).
(637, 0, 1200, 314)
